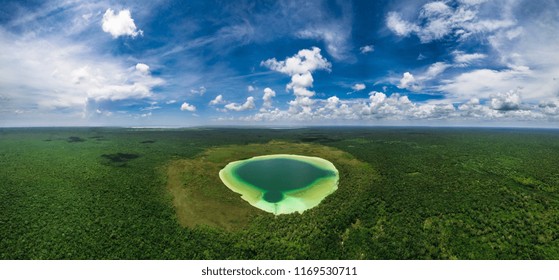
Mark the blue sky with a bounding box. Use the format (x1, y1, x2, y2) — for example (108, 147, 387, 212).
(1, 0, 559, 127)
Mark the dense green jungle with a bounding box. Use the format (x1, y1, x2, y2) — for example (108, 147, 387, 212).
(1, 127, 558, 259)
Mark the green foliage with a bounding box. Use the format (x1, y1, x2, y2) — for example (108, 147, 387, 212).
(1, 127, 559, 259)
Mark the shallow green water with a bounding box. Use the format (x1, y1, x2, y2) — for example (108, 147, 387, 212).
(233, 158, 336, 203)
(219, 154, 339, 214)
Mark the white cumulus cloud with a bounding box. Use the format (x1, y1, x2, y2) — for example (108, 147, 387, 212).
(135, 63, 149, 74)
(236, 89, 559, 124)
(225, 96, 255, 111)
(394, 62, 449, 92)
(262, 88, 276, 109)
(398, 72, 420, 91)
(101, 8, 143, 38)
(261, 47, 331, 76)
(352, 83, 366, 91)
(491, 90, 521, 111)
(209, 94, 225, 105)
(180, 102, 196, 112)
(261, 47, 331, 115)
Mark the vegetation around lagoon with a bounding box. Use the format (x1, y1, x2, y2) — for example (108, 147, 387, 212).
(1, 127, 559, 259)
(167, 141, 362, 227)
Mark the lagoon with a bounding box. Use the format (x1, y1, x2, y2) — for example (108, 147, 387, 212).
(219, 154, 339, 215)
